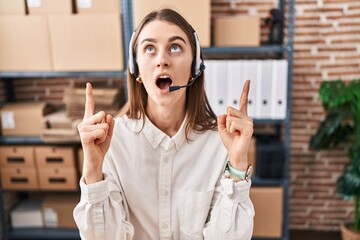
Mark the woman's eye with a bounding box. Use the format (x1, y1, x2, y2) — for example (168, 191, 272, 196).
(170, 44, 181, 53)
(145, 46, 155, 53)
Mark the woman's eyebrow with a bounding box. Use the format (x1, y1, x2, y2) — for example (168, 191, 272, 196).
(140, 38, 157, 45)
(169, 36, 186, 44)
(140, 36, 186, 45)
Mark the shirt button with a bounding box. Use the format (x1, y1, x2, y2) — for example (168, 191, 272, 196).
(163, 190, 169, 196)
(162, 223, 168, 229)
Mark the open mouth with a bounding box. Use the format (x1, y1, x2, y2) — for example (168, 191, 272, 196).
(156, 75, 173, 90)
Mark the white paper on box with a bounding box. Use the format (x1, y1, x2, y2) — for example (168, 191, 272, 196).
(44, 207, 58, 227)
(27, 0, 41, 8)
(1, 111, 15, 129)
(77, 0, 92, 8)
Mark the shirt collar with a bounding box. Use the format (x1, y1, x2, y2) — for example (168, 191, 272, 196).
(142, 115, 187, 151)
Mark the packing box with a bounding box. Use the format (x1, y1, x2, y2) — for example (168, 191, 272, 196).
(0, 0, 26, 15)
(214, 16, 260, 47)
(26, 0, 73, 15)
(35, 146, 75, 168)
(1, 167, 39, 190)
(49, 14, 124, 71)
(250, 187, 283, 238)
(11, 199, 44, 228)
(0, 16, 52, 71)
(0, 146, 35, 167)
(0, 102, 51, 136)
(76, 0, 121, 14)
(42, 193, 79, 228)
(38, 167, 78, 190)
(133, 0, 211, 47)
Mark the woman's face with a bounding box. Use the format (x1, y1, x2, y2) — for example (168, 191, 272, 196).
(136, 20, 193, 108)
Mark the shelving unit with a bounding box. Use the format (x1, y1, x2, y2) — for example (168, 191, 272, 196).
(0, 0, 294, 239)
(0, 0, 132, 239)
(202, 1, 295, 240)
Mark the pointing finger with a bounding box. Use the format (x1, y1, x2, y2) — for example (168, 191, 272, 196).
(84, 83, 95, 119)
(239, 80, 250, 115)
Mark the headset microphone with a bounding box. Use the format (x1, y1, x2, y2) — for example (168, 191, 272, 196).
(168, 64, 205, 92)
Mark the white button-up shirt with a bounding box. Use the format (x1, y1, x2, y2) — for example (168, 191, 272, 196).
(74, 115, 254, 240)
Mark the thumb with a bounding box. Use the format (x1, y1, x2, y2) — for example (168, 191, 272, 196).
(217, 114, 227, 132)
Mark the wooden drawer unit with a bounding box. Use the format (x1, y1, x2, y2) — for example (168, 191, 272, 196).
(38, 167, 78, 190)
(0, 146, 35, 168)
(35, 146, 75, 168)
(1, 167, 38, 190)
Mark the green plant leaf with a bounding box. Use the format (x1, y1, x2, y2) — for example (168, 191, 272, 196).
(320, 80, 345, 110)
(337, 164, 360, 198)
(310, 112, 353, 149)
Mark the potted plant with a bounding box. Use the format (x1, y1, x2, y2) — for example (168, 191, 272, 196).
(310, 79, 360, 240)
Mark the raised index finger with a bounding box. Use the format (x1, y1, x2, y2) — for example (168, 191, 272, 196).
(239, 80, 250, 115)
(84, 82, 95, 119)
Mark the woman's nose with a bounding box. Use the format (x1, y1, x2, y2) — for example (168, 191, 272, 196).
(156, 50, 170, 68)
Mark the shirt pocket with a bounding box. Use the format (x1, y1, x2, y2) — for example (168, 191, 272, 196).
(178, 189, 214, 239)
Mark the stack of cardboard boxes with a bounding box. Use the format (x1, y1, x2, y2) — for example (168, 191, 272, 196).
(0, 0, 123, 71)
(133, 0, 260, 47)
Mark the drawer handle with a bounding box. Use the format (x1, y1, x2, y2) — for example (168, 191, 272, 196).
(46, 157, 64, 163)
(7, 157, 25, 163)
(49, 178, 66, 183)
(10, 177, 28, 183)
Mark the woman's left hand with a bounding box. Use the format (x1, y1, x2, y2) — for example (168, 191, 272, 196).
(218, 80, 254, 170)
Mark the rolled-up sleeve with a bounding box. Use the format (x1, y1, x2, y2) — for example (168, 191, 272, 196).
(73, 173, 134, 240)
(203, 178, 254, 240)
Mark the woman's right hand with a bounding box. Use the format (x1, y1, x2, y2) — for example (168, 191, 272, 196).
(77, 83, 115, 184)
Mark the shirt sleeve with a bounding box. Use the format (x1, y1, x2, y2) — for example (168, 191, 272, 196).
(73, 168, 134, 240)
(203, 177, 254, 240)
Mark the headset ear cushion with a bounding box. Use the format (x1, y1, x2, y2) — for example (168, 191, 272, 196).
(133, 60, 139, 78)
(191, 58, 196, 78)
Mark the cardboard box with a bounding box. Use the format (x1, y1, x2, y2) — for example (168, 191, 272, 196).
(42, 193, 79, 228)
(0, 16, 52, 71)
(38, 167, 78, 190)
(76, 0, 121, 14)
(133, 0, 211, 47)
(0, 146, 35, 167)
(1, 167, 39, 190)
(0, 102, 51, 136)
(35, 146, 75, 168)
(250, 187, 283, 238)
(11, 199, 44, 228)
(26, 0, 73, 15)
(0, 0, 26, 15)
(214, 16, 260, 47)
(49, 14, 123, 71)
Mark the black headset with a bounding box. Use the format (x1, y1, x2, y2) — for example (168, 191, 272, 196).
(128, 30, 205, 79)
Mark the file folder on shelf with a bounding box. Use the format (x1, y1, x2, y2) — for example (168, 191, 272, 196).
(271, 60, 288, 119)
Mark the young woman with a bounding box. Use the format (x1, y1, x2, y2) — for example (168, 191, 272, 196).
(74, 8, 254, 240)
